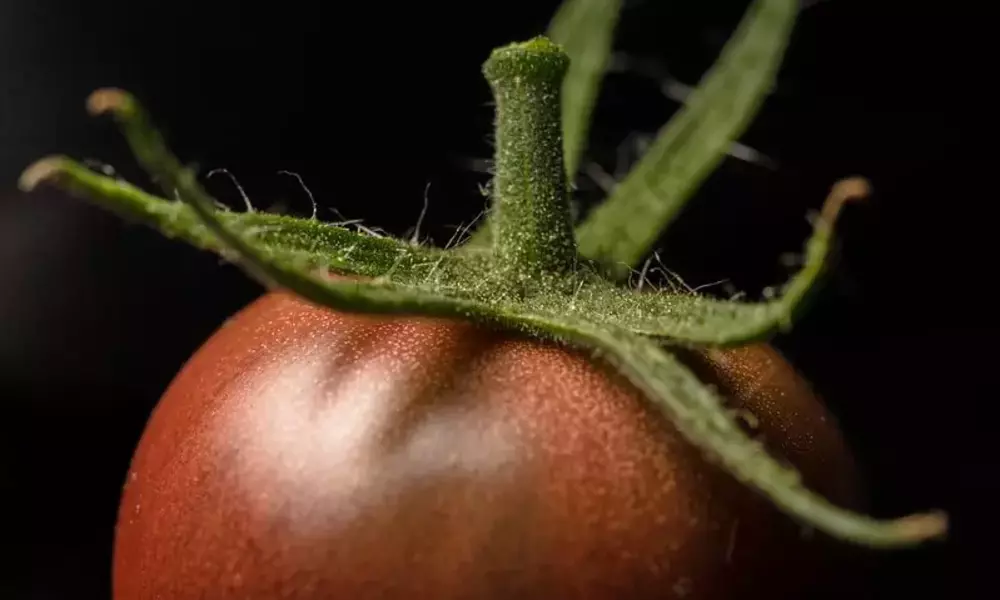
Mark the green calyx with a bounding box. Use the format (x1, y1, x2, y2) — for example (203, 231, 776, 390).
(19, 0, 947, 550)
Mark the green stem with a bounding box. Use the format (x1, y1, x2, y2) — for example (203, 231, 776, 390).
(483, 37, 578, 282)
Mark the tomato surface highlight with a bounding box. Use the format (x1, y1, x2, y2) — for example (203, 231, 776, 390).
(114, 291, 862, 599)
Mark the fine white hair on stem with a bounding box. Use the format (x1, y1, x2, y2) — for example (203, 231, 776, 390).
(443, 224, 465, 250)
(410, 181, 431, 246)
(456, 214, 487, 246)
(691, 279, 730, 293)
(636, 255, 654, 291)
(443, 207, 490, 250)
(277, 170, 318, 220)
(206, 168, 254, 212)
(325, 206, 350, 222)
(324, 217, 382, 238)
(583, 162, 618, 195)
(607, 53, 778, 169)
(652, 251, 697, 294)
(354, 224, 385, 238)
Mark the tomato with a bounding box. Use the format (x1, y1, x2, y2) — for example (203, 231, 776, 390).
(113, 290, 862, 599)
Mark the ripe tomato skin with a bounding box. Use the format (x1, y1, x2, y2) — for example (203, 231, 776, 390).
(113, 291, 862, 599)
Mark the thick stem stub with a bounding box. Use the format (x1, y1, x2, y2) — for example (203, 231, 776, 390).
(483, 37, 578, 283)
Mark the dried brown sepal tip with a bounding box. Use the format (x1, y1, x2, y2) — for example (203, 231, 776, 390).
(18, 155, 72, 192)
(86, 87, 136, 118)
(893, 511, 950, 544)
(821, 176, 871, 225)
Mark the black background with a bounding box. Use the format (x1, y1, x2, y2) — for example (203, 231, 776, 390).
(4, 0, 989, 598)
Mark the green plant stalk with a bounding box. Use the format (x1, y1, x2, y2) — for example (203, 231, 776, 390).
(482, 38, 579, 281)
(462, 0, 624, 250)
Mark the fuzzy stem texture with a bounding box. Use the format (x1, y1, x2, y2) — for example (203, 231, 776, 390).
(483, 37, 578, 282)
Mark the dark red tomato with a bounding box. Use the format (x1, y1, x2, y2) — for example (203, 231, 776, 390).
(113, 290, 862, 599)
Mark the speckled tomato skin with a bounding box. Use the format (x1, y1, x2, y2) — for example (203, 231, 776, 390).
(113, 291, 862, 599)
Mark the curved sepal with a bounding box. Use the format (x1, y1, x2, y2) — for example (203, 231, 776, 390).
(575, 0, 799, 273)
